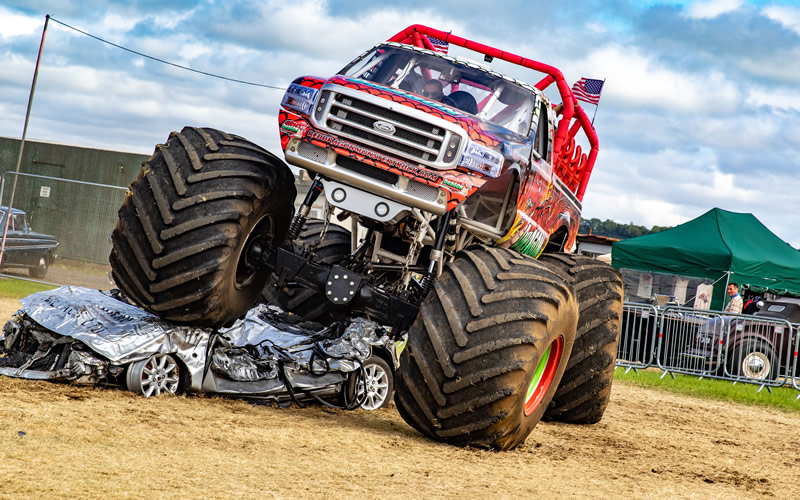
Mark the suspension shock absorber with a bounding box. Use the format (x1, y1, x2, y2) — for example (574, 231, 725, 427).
(287, 175, 324, 240)
(420, 210, 453, 296)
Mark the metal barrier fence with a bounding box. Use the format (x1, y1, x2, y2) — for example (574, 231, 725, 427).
(618, 302, 800, 398)
(617, 303, 658, 370)
(0, 172, 127, 288)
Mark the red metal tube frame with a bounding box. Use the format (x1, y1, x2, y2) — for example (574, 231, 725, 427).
(388, 25, 598, 201)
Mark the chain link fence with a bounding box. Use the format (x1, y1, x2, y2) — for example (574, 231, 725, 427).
(0, 171, 127, 289)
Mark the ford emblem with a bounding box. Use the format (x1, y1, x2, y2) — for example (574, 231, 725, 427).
(373, 120, 396, 135)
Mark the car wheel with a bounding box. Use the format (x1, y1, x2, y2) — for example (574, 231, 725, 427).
(348, 356, 394, 410)
(29, 255, 49, 279)
(728, 340, 776, 380)
(126, 353, 181, 397)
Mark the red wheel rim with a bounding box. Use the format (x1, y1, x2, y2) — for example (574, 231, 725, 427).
(523, 336, 564, 416)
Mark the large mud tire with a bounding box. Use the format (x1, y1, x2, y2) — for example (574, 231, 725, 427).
(538, 253, 623, 424)
(261, 219, 351, 320)
(394, 246, 578, 450)
(109, 127, 296, 327)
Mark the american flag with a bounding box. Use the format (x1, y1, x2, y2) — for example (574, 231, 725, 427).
(427, 36, 449, 54)
(571, 78, 604, 105)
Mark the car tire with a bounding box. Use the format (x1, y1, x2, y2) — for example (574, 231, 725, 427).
(109, 127, 296, 327)
(261, 219, 351, 320)
(394, 246, 577, 450)
(537, 252, 623, 424)
(343, 355, 394, 410)
(29, 255, 49, 279)
(126, 353, 182, 397)
(728, 339, 777, 380)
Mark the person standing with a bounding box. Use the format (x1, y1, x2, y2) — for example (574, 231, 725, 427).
(724, 282, 743, 314)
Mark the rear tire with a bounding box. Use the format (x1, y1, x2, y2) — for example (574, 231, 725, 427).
(109, 127, 295, 327)
(394, 246, 577, 450)
(538, 253, 623, 424)
(261, 219, 351, 320)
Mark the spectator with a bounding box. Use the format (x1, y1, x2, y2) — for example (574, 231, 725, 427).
(422, 80, 444, 101)
(724, 283, 743, 314)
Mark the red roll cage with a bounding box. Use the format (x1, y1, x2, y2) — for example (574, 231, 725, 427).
(388, 25, 599, 202)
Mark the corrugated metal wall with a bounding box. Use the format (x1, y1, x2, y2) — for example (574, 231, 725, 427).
(0, 137, 150, 264)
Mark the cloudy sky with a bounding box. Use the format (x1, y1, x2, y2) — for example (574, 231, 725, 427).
(1, 0, 799, 246)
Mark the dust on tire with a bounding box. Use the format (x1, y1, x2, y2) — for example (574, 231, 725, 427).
(538, 252, 623, 424)
(394, 246, 578, 450)
(109, 127, 296, 327)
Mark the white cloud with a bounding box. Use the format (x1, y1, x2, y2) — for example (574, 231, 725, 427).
(684, 0, 743, 20)
(221, 0, 464, 59)
(746, 86, 800, 111)
(568, 45, 740, 113)
(0, 7, 42, 38)
(762, 5, 800, 36)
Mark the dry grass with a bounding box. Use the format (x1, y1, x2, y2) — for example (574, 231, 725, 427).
(3, 375, 800, 499)
(3, 298, 800, 498)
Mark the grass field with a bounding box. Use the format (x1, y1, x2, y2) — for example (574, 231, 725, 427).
(0, 276, 56, 299)
(614, 366, 800, 412)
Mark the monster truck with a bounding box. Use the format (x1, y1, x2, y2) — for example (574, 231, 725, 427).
(108, 25, 622, 450)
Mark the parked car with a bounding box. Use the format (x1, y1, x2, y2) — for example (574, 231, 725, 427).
(0, 207, 58, 279)
(682, 297, 800, 380)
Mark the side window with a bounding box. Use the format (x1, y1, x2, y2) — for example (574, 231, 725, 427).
(532, 100, 549, 161)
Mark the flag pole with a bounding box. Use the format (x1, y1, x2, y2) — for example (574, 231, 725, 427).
(590, 78, 605, 126)
(1, 14, 50, 266)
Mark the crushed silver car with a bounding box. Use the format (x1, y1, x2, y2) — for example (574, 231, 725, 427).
(0, 286, 398, 409)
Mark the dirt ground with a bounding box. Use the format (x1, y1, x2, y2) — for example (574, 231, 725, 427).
(1, 297, 799, 499)
(2, 261, 112, 290)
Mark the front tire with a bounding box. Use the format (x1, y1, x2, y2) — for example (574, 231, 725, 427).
(29, 255, 49, 279)
(538, 253, 623, 424)
(728, 340, 776, 380)
(394, 246, 577, 450)
(109, 127, 295, 327)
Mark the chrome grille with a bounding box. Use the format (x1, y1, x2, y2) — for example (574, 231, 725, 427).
(322, 92, 453, 165)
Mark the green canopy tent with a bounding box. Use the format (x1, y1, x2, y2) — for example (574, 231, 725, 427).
(611, 208, 800, 310)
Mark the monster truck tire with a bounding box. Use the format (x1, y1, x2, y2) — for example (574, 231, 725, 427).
(261, 219, 351, 320)
(537, 253, 623, 424)
(394, 246, 578, 450)
(109, 127, 296, 327)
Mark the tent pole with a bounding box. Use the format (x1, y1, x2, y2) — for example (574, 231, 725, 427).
(722, 271, 731, 311)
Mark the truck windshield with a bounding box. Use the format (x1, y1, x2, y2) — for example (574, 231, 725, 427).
(341, 45, 536, 136)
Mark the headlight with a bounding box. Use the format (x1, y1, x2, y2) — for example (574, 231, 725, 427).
(458, 140, 504, 178)
(281, 83, 319, 115)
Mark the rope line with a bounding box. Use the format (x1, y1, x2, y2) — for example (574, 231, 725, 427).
(49, 16, 286, 90)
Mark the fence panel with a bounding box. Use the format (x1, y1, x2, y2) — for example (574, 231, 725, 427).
(618, 303, 658, 370)
(0, 172, 127, 289)
(656, 306, 725, 378)
(718, 315, 794, 388)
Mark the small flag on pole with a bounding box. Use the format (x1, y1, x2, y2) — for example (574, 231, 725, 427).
(427, 36, 449, 54)
(571, 78, 604, 105)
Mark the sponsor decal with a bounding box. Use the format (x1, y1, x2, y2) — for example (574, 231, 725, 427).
(306, 130, 440, 182)
(280, 121, 300, 133)
(441, 179, 465, 191)
(497, 211, 549, 258)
